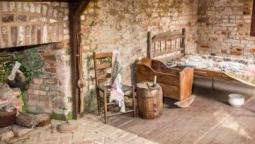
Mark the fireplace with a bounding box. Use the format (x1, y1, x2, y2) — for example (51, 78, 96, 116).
(0, 43, 72, 119)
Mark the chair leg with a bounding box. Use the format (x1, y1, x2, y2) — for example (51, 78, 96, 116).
(96, 88, 101, 116)
(103, 90, 108, 124)
(132, 86, 136, 117)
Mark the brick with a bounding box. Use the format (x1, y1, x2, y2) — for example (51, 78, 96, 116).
(17, 15, 27, 22)
(43, 54, 56, 61)
(2, 14, 14, 23)
(230, 47, 243, 56)
(9, 2, 15, 11)
(200, 45, 210, 49)
(23, 2, 30, 12)
(17, 26, 25, 46)
(30, 3, 35, 13)
(47, 7, 53, 17)
(2, 2, 9, 12)
(41, 4, 48, 16)
(250, 48, 255, 54)
(45, 67, 57, 73)
(35, 3, 41, 14)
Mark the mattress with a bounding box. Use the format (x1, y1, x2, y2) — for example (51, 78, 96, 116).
(164, 55, 255, 87)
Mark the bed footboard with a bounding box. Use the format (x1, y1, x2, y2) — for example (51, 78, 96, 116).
(179, 68, 194, 101)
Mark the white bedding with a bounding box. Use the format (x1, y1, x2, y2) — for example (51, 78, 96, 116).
(164, 55, 255, 87)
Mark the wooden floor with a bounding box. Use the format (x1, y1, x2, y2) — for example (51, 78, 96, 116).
(109, 87, 255, 144)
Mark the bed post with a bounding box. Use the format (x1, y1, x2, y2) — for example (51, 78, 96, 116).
(147, 31, 152, 58)
(181, 28, 186, 54)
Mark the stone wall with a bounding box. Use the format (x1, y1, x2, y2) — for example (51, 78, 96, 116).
(0, 2, 72, 119)
(0, 2, 69, 48)
(80, 0, 199, 112)
(197, 0, 255, 58)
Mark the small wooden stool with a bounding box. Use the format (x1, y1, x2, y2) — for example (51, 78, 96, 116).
(136, 82, 163, 119)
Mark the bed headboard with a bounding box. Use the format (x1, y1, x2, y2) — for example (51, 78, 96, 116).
(147, 28, 186, 59)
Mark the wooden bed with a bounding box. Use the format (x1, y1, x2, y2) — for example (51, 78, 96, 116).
(146, 28, 236, 87)
(135, 28, 250, 101)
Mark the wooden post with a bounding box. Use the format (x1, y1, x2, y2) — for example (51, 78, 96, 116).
(147, 32, 152, 58)
(69, 4, 79, 120)
(181, 28, 186, 54)
(251, 0, 255, 36)
(69, 0, 91, 119)
(103, 90, 108, 124)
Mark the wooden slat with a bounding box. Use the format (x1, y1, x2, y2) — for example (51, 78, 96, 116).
(94, 52, 112, 59)
(96, 63, 112, 70)
(152, 35, 182, 42)
(152, 31, 182, 41)
(97, 73, 111, 81)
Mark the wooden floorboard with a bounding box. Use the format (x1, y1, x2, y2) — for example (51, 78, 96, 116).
(109, 87, 255, 144)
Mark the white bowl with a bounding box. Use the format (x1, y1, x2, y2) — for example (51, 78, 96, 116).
(228, 94, 245, 107)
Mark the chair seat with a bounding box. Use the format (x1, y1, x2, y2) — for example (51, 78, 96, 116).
(98, 84, 132, 95)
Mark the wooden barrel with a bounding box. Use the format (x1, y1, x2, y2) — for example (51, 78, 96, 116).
(137, 82, 163, 119)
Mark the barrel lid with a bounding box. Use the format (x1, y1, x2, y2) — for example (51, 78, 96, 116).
(137, 82, 161, 90)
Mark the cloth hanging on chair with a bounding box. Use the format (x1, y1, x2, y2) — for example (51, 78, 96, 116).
(110, 49, 126, 113)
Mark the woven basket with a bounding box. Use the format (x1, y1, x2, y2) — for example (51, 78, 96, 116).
(0, 110, 17, 128)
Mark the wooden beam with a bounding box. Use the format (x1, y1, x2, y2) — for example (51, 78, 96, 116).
(69, 0, 90, 119)
(72, 0, 91, 18)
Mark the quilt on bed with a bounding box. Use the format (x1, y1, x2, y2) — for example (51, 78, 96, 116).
(165, 55, 255, 87)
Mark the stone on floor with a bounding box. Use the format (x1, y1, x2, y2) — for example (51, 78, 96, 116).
(12, 125, 33, 137)
(0, 127, 14, 141)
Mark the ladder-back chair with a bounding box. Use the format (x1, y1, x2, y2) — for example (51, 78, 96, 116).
(93, 51, 136, 123)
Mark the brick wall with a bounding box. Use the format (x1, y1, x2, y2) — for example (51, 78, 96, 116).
(197, 0, 255, 58)
(26, 44, 72, 119)
(80, 0, 199, 112)
(0, 2, 72, 119)
(0, 2, 69, 48)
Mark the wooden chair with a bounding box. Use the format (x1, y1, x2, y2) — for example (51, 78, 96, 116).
(93, 51, 136, 123)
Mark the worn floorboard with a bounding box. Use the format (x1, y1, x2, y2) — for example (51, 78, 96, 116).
(110, 87, 255, 144)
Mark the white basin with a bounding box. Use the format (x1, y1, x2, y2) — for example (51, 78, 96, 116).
(228, 94, 245, 107)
